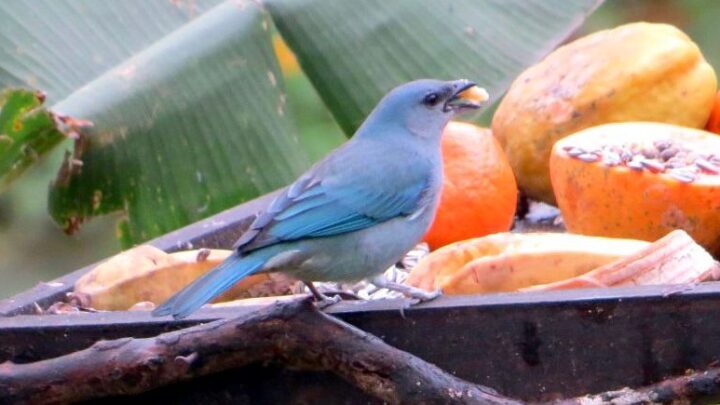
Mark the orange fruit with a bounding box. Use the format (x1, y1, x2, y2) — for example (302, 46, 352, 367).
(424, 122, 517, 250)
(551, 122, 720, 255)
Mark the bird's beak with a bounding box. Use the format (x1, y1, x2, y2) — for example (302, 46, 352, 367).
(444, 80, 489, 113)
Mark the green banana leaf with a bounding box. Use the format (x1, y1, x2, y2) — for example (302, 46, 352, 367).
(266, 0, 603, 133)
(0, 0, 602, 246)
(0, 89, 64, 191)
(47, 1, 308, 245)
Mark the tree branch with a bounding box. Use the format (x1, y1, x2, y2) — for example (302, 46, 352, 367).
(552, 367, 720, 404)
(0, 297, 519, 405)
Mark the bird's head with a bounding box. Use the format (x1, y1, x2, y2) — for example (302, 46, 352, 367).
(360, 79, 489, 140)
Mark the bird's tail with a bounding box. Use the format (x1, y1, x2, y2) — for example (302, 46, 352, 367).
(152, 252, 268, 319)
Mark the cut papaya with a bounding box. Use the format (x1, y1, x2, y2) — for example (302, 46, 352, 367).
(551, 122, 720, 254)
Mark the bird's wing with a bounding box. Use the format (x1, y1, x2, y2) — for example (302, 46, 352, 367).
(233, 173, 429, 254)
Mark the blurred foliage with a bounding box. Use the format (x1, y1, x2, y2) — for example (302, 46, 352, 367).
(2, 0, 719, 299)
(583, 0, 720, 70)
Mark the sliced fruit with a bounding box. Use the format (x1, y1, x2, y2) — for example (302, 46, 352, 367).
(493, 22, 717, 203)
(73, 245, 284, 311)
(551, 122, 720, 255)
(407, 232, 649, 294)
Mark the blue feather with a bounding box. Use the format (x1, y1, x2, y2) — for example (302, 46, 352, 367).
(308, 216, 376, 237)
(273, 194, 328, 220)
(234, 179, 427, 253)
(152, 253, 268, 319)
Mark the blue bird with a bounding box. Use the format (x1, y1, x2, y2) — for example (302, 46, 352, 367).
(153, 79, 487, 319)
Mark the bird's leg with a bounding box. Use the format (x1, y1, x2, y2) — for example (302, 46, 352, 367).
(370, 275, 442, 302)
(304, 281, 342, 309)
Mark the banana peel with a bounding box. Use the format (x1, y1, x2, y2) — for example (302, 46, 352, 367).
(73, 245, 291, 311)
(406, 232, 650, 294)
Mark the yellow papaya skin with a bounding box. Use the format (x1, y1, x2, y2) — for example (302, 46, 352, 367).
(406, 232, 648, 294)
(492, 22, 717, 203)
(73, 246, 274, 311)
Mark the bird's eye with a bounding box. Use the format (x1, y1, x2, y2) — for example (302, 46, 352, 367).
(423, 93, 440, 106)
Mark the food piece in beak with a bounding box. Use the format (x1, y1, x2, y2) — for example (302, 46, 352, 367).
(445, 84, 489, 112)
(458, 86, 490, 104)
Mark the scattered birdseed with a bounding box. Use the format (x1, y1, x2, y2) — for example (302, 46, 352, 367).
(565, 137, 712, 184)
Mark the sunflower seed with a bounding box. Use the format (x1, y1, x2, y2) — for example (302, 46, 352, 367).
(696, 158, 720, 174)
(620, 150, 633, 163)
(653, 140, 672, 151)
(566, 147, 585, 157)
(640, 159, 665, 173)
(665, 157, 687, 169)
(577, 153, 600, 163)
(603, 152, 621, 167)
(659, 147, 679, 161)
(641, 148, 658, 159)
(627, 159, 644, 171)
(669, 169, 696, 183)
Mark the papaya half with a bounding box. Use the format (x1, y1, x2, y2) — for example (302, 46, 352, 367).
(551, 122, 720, 255)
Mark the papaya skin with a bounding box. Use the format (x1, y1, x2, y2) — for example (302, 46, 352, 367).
(74, 246, 274, 311)
(406, 232, 648, 294)
(492, 22, 717, 203)
(705, 91, 720, 134)
(551, 122, 720, 255)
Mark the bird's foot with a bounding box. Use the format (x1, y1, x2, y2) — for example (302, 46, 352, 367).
(314, 294, 342, 310)
(304, 281, 343, 310)
(370, 276, 442, 304)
